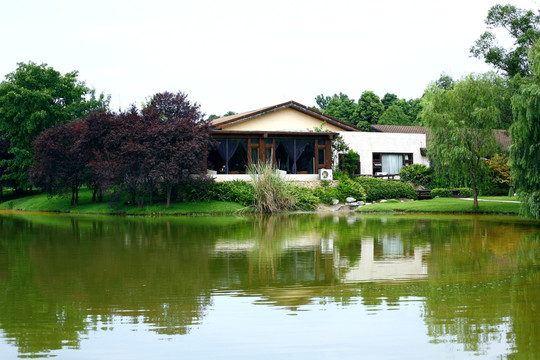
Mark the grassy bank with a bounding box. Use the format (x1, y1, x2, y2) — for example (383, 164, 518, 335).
(0, 189, 244, 215)
(356, 197, 521, 215)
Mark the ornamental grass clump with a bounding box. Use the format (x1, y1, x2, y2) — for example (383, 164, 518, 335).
(248, 162, 295, 213)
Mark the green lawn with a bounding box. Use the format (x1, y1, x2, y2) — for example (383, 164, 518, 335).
(356, 197, 521, 215)
(0, 189, 244, 215)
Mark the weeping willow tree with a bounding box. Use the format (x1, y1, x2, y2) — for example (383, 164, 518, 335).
(422, 73, 501, 208)
(510, 40, 540, 219)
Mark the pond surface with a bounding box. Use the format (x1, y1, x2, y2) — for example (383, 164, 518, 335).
(0, 212, 539, 359)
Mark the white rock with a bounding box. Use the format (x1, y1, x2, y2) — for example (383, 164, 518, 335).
(380, 199, 387, 203)
(332, 199, 340, 205)
(346, 197, 356, 203)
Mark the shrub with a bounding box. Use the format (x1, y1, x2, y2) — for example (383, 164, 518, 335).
(177, 176, 215, 202)
(399, 164, 433, 188)
(290, 186, 320, 211)
(249, 163, 295, 213)
(355, 177, 417, 202)
(315, 178, 366, 203)
(208, 180, 254, 206)
(431, 188, 452, 198)
(343, 150, 360, 175)
(456, 187, 473, 197)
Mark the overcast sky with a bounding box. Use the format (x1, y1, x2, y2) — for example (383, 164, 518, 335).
(2, 0, 539, 116)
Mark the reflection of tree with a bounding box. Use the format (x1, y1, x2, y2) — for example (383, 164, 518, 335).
(422, 217, 539, 356)
(0, 213, 539, 358)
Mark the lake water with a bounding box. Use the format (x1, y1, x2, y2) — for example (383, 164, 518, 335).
(0, 212, 539, 359)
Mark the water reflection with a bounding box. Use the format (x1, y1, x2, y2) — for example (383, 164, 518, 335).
(0, 213, 538, 358)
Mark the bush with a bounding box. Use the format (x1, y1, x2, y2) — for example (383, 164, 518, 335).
(208, 180, 254, 206)
(315, 178, 366, 203)
(343, 150, 360, 175)
(399, 164, 433, 188)
(355, 177, 417, 202)
(456, 187, 473, 197)
(290, 186, 320, 211)
(177, 177, 215, 202)
(431, 188, 452, 198)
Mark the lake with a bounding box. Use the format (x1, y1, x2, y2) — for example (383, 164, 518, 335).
(0, 212, 539, 359)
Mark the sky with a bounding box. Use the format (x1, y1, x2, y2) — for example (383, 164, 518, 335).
(1, 0, 539, 116)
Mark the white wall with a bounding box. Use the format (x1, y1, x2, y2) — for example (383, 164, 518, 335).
(338, 132, 428, 175)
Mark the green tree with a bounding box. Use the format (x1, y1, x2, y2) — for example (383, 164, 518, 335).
(435, 73, 455, 90)
(422, 73, 501, 208)
(470, 4, 540, 78)
(355, 91, 384, 128)
(510, 40, 540, 219)
(322, 93, 357, 125)
(379, 104, 411, 125)
(0, 62, 109, 190)
(314, 94, 332, 111)
(381, 93, 398, 110)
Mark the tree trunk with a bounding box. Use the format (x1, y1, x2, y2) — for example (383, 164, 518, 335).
(166, 184, 172, 209)
(472, 171, 478, 209)
(92, 187, 97, 202)
(98, 188, 103, 202)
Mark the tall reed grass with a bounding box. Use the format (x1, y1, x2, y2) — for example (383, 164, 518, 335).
(248, 162, 295, 213)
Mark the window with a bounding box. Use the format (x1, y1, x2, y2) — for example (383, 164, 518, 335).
(372, 153, 413, 175)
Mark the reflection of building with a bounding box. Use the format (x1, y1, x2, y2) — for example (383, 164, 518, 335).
(213, 232, 430, 286)
(340, 236, 430, 283)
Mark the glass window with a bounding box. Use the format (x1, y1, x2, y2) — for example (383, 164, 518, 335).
(250, 138, 259, 145)
(318, 148, 325, 165)
(251, 148, 259, 164)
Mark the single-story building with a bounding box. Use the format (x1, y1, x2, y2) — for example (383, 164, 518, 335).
(339, 125, 429, 176)
(208, 101, 359, 181)
(207, 101, 511, 181)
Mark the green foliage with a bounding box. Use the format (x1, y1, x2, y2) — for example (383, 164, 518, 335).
(378, 104, 411, 125)
(343, 150, 360, 175)
(423, 73, 502, 207)
(435, 73, 455, 90)
(510, 39, 540, 219)
(470, 4, 540, 78)
(332, 169, 349, 181)
(431, 188, 452, 198)
(322, 93, 357, 124)
(314, 94, 332, 111)
(355, 177, 417, 202)
(0, 62, 109, 190)
(399, 164, 434, 188)
(457, 188, 474, 197)
(177, 177, 215, 202)
(480, 153, 511, 196)
(208, 180, 254, 206)
(355, 91, 384, 125)
(315, 177, 366, 203)
(381, 93, 398, 109)
(249, 163, 295, 213)
(290, 186, 320, 211)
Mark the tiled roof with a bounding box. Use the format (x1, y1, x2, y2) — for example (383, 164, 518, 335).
(370, 124, 427, 134)
(210, 101, 360, 132)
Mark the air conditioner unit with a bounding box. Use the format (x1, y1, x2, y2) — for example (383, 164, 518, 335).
(318, 169, 333, 181)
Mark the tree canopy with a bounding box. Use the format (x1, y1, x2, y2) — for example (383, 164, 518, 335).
(0, 62, 109, 190)
(470, 4, 540, 78)
(355, 91, 384, 129)
(28, 91, 212, 209)
(422, 73, 501, 208)
(510, 39, 540, 219)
